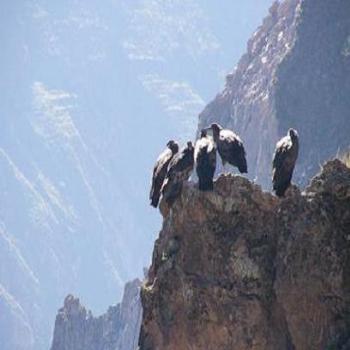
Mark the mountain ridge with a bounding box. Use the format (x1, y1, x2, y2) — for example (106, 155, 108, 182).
(199, 0, 350, 188)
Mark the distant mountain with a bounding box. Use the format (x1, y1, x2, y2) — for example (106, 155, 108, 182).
(51, 280, 142, 350)
(199, 0, 350, 188)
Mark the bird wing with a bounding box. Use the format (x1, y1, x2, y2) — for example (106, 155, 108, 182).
(272, 134, 299, 195)
(153, 149, 172, 178)
(272, 135, 298, 190)
(219, 130, 243, 152)
(169, 149, 193, 174)
(161, 148, 194, 196)
(150, 148, 172, 199)
(195, 137, 215, 161)
(217, 130, 247, 172)
(219, 129, 236, 142)
(272, 136, 292, 171)
(194, 138, 205, 162)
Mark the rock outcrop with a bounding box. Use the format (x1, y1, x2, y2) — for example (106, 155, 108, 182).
(139, 160, 350, 350)
(199, 0, 350, 188)
(51, 279, 142, 350)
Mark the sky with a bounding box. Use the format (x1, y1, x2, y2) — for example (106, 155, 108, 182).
(0, 1, 274, 348)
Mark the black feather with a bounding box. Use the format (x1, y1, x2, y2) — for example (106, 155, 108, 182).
(195, 131, 216, 191)
(161, 142, 194, 205)
(210, 123, 248, 174)
(272, 129, 299, 197)
(150, 141, 179, 207)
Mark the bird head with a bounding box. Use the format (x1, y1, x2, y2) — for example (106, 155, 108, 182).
(167, 140, 179, 153)
(200, 129, 207, 138)
(187, 141, 194, 150)
(288, 128, 298, 141)
(208, 123, 222, 139)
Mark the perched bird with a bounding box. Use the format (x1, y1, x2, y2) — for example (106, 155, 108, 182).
(195, 129, 216, 191)
(272, 128, 299, 197)
(150, 140, 179, 208)
(161, 141, 194, 205)
(208, 123, 248, 174)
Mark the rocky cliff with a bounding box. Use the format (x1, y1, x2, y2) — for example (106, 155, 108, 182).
(139, 159, 350, 350)
(199, 0, 350, 188)
(51, 279, 142, 350)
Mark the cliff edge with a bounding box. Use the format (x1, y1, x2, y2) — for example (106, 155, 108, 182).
(139, 160, 350, 350)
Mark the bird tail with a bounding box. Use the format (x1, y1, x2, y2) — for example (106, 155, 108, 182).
(274, 188, 285, 197)
(161, 177, 181, 206)
(150, 195, 160, 208)
(198, 178, 214, 191)
(238, 159, 248, 174)
(273, 182, 288, 197)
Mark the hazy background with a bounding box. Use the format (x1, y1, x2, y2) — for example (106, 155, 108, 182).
(0, 1, 273, 348)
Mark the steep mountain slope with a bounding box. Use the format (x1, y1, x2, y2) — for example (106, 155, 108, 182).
(139, 160, 350, 349)
(51, 279, 142, 350)
(199, 0, 350, 188)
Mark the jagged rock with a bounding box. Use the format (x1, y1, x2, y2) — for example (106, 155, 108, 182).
(51, 279, 142, 350)
(199, 0, 350, 188)
(139, 160, 350, 350)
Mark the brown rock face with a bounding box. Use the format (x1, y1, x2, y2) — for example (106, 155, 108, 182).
(50, 279, 142, 350)
(139, 160, 350, 350)
(199, 0, 350, 188)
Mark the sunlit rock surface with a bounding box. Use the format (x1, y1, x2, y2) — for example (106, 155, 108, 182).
(139, 160, 350, 350)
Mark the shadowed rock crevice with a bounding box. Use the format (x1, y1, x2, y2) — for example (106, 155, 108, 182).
(139, 160, 350, 350)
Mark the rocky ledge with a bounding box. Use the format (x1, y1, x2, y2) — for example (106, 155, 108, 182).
(139, 160, 350, 350)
